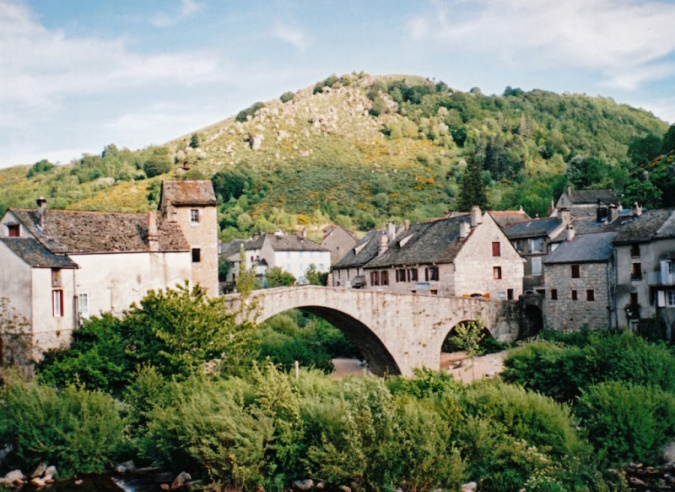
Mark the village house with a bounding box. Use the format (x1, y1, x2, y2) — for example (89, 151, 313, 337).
(554, 187, 619, 220)
(611, 208, 675, 339)
(0, 180, 218, 354)
(220, 231, 331, 286)
(362, 207, 524, 299)
(320, 225, 359, 266)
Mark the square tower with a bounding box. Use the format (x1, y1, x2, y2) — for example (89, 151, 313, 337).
(159, 181, 219, 297)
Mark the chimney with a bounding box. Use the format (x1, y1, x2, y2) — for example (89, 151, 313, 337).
(609, 204, 618, 222)
(165, 198, 176, 222)
(470, 206, 482, 228)
(387, 222, 396, 242)
(301, 228, 307, 239)
(148, 212, 159, 252)
(566, 224, 575, 242)
(404, 219, 410, 231)
(560, 208, 571, 226)
(631, 202, 642, 217)
(378, 231, 389, 256)
(459, 221, 470, 239)
(567, 185, 572, 196)
(547, 199, 554, 216)
(519, 205, 525, 213)
(36, 197, 47, 228)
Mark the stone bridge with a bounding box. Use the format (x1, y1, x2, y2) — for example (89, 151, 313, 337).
(223, 286, 521, 376)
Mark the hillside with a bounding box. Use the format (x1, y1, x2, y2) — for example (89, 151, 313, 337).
(1, 72, 672, 241)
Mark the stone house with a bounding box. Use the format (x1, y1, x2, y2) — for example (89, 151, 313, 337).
(363, 207, 524, 299)
(321, 225, 359, 266)
(221, 231, 331, 286)
(503, 213, 569, 293)
(554, 187, 619, 219)
(543, 229, 616, 331)
(0, 180, 218, 354)
(611, 208, 675, 339)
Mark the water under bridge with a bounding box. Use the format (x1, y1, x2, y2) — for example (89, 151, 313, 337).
(223, 286, 527, 376)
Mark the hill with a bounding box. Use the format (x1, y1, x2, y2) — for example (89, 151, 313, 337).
(1, 72, 672, 241)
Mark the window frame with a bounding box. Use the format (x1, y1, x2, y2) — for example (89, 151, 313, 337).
(492, 242, 501, 257)
(7, 224, 19, 237)
(551, 289, 558, 300)
(192, 248, 201, 263)
(631, 262, 642, 280)
(571, 264, 580, 278)
(190, 209, 200, 223)
(587, 289, 595, 301)
(493, 266, 502, 279)
(571, 289, 578, 301)
(381, 270, 389, 286)
(52, 289, 64, 317)
(630, 243, 640, 257)
(371, 271, 380, 286)
(531, 257, 542, 276)
(78, 293, 89, 319)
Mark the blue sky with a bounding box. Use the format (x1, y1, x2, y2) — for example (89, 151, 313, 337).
(2, 0, 675, 168)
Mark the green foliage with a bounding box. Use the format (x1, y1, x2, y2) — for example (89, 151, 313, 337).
(0, 297, 32, 367)
(189, 133, 201, 149)
(266, 267, 296, 287)
(576, 381, 675, 465)
(218, 254, 232, 282)
(142, 147, 172, 178)
(26, 159, 55, 178)
(211, 164, 254, 202)
(305, 264, 327, 286)
(628, 133, 662, 165)
(622, 179, 663, 209)
(236, 245, 259, 296)
(236, 102, 265, 122)
(503, 331, 675, 402)
(458, 155, 489, 211)
(662, 124, 675, 154)
(0, 377, 125, 477)
(280, 91, 295, 103)
(451, 319, 486, 379)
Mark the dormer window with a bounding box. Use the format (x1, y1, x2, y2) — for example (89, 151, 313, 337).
(190, 209, 200, 223)
(7, 224, 19, 237)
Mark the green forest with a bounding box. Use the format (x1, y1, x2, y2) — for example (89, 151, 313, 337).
(0, 284, 673, 491)
(1, 73, 673, 242)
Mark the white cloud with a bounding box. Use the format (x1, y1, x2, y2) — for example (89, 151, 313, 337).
(152, 0, 201, 27)
(271, 22, 309, 52)
(408, 0, 675, 90)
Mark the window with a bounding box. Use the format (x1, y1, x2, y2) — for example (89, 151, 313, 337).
(396, 269, 406, 282)
(52, 289, 63, 317)
(571, 289, 578, 301)
(630, 292, 638, 307)
(192, 248, 201, 263)
(78, 293, 89, 318)
(667, 291, 675, 307)
(408, 268, 418, 282)
(493, 266, 502, 279)
(528, 238, 544, 253)
(631, 263, 642, 280)
(551, 289, 558, 300)
(571, 265, 580, 278)
(425, 266, 439, 281)
(381, 271, 389, 286)
(531, 257, 542, 276)
(492, 242, 501, 257)
(514, 240, 524, 252)
(371, 271, 380, 286)
(51, 268, 61, 287)
(630, 243, 640, 257)
(507, 289, 514, 300)
(190, 209, 199, 223)
(7, 224, 19, 237)
(587, 289, 595, 301)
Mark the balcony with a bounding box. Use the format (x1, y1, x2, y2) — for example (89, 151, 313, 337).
(648, 271, 675, 286)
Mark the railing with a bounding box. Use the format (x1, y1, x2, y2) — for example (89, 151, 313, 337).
(648, 271, 675, 286)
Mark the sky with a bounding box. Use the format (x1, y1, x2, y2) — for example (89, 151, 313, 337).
(2, 0, 675, 169)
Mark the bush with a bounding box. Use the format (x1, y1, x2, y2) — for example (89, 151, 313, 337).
(142, 147, 172, 177)
(0, 377, 125, 477)
(280, 91, 295, 103)
(236, 102, 265, 122)
(576, 381, 675, 465)
(26, 159, 55, 178)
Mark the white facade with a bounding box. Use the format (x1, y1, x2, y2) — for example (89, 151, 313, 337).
(273, 249, 330, 283)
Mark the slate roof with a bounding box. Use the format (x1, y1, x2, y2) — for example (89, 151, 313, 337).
(323, 225, 359, 241)
(564, 189, 618, 205)
(160, 180, 217, 207)
(550, 217, 615, 242)
(504, 217, 562, 239)
(10, 209, 190, 254)
(365, 214, 472, 269)
(612, 209, 675, 244)
(544, 232, 616, 264)
(333, 230, 381, 269)
(490, 210, 531, 228)
(264, 233, 329, 252)
(0, 237, 78, 268)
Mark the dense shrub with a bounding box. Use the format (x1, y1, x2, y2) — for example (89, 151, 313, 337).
(0, 377, 125, 477)
(576, 381, 675, 465)
(142, 147, 172, 178)
(280, 91, 295, 103)
(236, 102, 265, 122)
(26, 159, 55, 178)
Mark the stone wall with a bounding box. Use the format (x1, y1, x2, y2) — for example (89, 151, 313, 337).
(543, 262, 612, 331)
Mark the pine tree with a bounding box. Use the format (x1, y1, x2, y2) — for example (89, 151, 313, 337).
(458, 156, 489, 211)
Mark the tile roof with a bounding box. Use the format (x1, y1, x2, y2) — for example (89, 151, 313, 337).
(10, 209, 189, 254)
(490, 210, 531, 228)
(365, 214, 472, 269)
(0, 238, 78, 268)
(333, 230, 382, 269)
(544, 232, 616, 264)
(612, 209, 675, 243)
(160, 180, 217, 207)
(504, 217, 562, 239)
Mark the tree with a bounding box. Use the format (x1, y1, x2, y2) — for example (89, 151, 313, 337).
(235, 245, 258, 296)
(280, 91, 295, 103)
(306, 264, 327, 286)
(458, 156, 489, 211)
(266, 267, 296, 288)
(143, 147, 172, 178)
(628, 134, 662, 165)
(218, 256, 233, 282)
(189, 133, 201, 149)
(26, 159, 55, 178)
(567, 154, 612, 189)
(451, 319, 485, 381)
(623, 180, 663, 209)
(662, 124, 675, 154)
